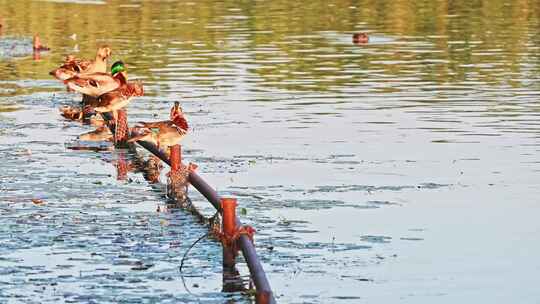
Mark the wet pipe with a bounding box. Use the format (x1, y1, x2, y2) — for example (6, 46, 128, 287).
(101, 112, 276, 303)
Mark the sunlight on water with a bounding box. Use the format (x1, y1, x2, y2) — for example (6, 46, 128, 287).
(1, 0, 540, 303)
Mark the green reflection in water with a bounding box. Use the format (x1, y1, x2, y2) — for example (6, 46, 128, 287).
(0, 0, 539, 94)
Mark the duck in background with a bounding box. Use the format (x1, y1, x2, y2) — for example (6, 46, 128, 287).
(353, 32, 369, 44)
(49, 46, 112, 80)
(32, 34, 50, 61)
(33, 35, 49, 52)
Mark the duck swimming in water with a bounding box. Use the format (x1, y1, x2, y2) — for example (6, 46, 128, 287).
(353, 33, 369, 44)
(49, 46, 112, 80)
(33, 35, 49, 52)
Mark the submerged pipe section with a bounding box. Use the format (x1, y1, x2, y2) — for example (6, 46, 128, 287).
(135, 143, 275, 302)
(100, 112, 275, 303)
(190, 173, 275, 303)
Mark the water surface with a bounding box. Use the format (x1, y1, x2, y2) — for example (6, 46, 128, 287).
(1, 0, 540, 303)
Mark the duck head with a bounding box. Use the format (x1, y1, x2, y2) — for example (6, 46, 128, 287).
(97, 46, 112, 60)
(65, 55, 76, 62)
(111, 60, 125, 75)
(111, 60, 127, 83)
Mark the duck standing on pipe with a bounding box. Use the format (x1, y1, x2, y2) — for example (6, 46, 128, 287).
(88, 78, 144, 124)
(59, 61, 131, 124)
(64, 61, 128, 99)
(129, 102, 189, 154)
(49, 46, 112, 81)
(170, 101, 189, 131)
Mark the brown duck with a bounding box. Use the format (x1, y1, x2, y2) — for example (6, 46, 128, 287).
(128, 104, 189, 151)
(90, 80, 143, 114)
(49, 46, 111, 80)
(64, 61, 127, 97)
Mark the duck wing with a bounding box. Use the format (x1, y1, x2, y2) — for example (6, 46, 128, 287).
(49, 58, 92, 80)
(157, 125, 186, 147)
(136, 120, 173, 129)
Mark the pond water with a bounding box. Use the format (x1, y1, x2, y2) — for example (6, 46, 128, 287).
(1, 0, 540, 303)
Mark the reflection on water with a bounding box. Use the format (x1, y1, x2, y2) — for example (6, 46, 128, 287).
(1, 0, 540, 303)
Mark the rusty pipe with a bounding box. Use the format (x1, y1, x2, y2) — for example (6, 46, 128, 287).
(101, 112, 275, 303)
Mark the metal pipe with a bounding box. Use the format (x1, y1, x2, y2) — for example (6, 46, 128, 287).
(115, 109, 129, 147)
(189, 173, 275, 303)
(222, 198, 237, 238)
(101, 112, 275, 302)
(188, 172, 221, 211)
(136, 140, 170, 166)
(170, 145, 181, 172)
(137, 147, 276, 302)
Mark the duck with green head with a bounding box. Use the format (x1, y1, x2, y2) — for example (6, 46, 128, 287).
(64, 61, 127, 97)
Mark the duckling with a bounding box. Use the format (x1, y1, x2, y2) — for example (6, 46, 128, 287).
(64, 61, 127, 97)
(49, 46, 112, 80)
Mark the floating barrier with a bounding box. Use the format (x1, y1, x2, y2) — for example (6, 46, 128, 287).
(97, 110, 276, 303)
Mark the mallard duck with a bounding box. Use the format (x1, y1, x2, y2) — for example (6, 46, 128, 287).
(138, 103, 188, 134)
(49, 46, 112, 80)
(128, 124, 187, 153)
(64, 61, 127, 97)
(91, 80, 144, 114)
(128, 104, 188, 151)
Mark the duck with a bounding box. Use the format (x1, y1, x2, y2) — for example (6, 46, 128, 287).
(59, 105, 83, 120)
(91, 80, 144, 114)
(64, 61, 127, 97)
(353, 33, 369, 44)
(49, 46, 112, 80)
(59, 105, 106, 126)
(128, 103, 188, 152)
(33, 35, 50, 52)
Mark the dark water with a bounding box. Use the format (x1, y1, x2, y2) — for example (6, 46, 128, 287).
(1, 0, 540, 303)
